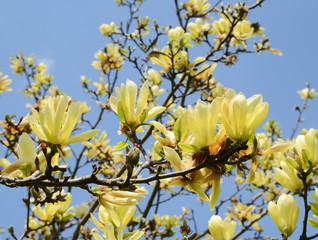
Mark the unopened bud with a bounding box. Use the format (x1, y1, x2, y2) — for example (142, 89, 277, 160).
(126, 147, 140, 166)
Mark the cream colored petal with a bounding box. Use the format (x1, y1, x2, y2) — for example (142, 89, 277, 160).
(105, 222, 117, 240)
(51, 95, 68, 136)
(65, 129, 100, 145)
(209, 174, 221, 211)
(136, 81, 149, 118)
(129, 231, 145, 240)
(163, 146, 184, 171)
(146, 106, 166, 120)
(99, 200, 121, 227)
(17, 133, 36, 159)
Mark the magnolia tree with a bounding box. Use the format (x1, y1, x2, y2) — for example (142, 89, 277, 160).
(0, 0, 318, 240)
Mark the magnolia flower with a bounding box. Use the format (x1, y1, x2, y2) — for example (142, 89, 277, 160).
(295, 128, 318, 168)
(268, 194, 299, 237)
(163, 146, 209, 202)
(297, 88, 318, 100)
(32, 192, 73, 222)
(0, 133, 36, 176)
(219, 89, 268, 142)
(99, 189, 145, 206)
(99, 22, 117, 36)
(273, 161, 304, 192)
(151, 121, 176, 148)
(0, 72, 12, 93)
(208, 215, 236, 240)
(91, 205, 144, 240)
(183, 99, 219, 148)
(109, 80, 165, 131)
(28, 95, 99, 145)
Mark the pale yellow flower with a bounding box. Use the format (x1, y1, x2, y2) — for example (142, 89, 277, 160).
(273, 161, 303, 192)
(208, 215, 236, 240)
(91, 205, 144, 240)
(183, 0, 211, 15)
(32, 192, 73, 222)
(163, 146, 210, 202)
(219, 89, 268, 142)
(297, 88, 318, 100)
(151, 121, 176, 148)
(295, 128, 318, 168)
(99, 22, 117, 36)
(99, 188, 145, 206)
(0, 73, 12, 93)
(168, 26, 193, 48)
(149, 46, 189, 72)
(268, 194, 299, 237)
(187, 18, 213, 43)
(230, 20, 254, 49)
(1, 133, 36, 176)
(92, 44, 124, 73)
(183, 99, 219, 148)
(28, 95, 99, 145)
(109, 80, 165, 130)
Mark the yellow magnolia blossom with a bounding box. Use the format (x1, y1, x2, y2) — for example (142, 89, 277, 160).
(91, 205, 144, 240)
(230, 20, 254, 49)
(146, 69, 161, 85)
(0, 133, 36, 176)
(268, 194, 299, 238)
(109, 80, 165, 130)
(183, 99, 219, 148)
(212, 18, 231, 48)
(92, 44, 124, 73)
(187, 18, 213, 44)
(219, 89, 268, 142)
(99, 22, 117, 36)
(28, 95, 99, 145)
(99, 188, 145, 206)
(32, 192, 73, 222)
(151, 121, 177, 148)
(295, 128, 318, 168)
(182, 0, 211, 15)
(297, 87, 318, 100)
(163, 146, 222, 211)
(149, 46, 189, 73)
(273, 161, 304, 192)
(208, 215, 236, 240)
(168, 26, 193, 48)
(0, 73, 12, 93)
(163, 146, 210, 202)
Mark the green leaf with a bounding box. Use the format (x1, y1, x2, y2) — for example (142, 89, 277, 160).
(178, 142, 201, 153)
(113, 141, 128, 151)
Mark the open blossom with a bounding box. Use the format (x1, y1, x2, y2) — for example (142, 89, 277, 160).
(219, 89, 268, 142)
(91, 205, 144, 240)
(183, 99, 219, 148)
(268, 194, 299, 237)
(28, 95, 99, 145)
(0, 133, 36, 176)
(295, 128, 318, 168)
(32, 192, 73, 222)
(273, 161, 304, 192)
(109, 80, 165, 131)
(0, 72, 12, 93)
(208, 215, 236, 240)
(297, 88, 318, 100)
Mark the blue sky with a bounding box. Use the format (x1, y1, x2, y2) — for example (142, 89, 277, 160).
(0, 0, 318, 238)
